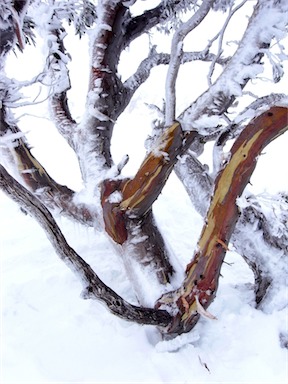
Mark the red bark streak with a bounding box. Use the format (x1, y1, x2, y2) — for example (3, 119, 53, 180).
(89, 3, 123, 91)
(120, 122, 183, 216)
(157, 107, 288, 336)
(100, 179, 128, 244)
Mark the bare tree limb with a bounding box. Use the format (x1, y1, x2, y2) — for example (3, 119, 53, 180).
(0, 108, 94, 226)
(157, 106, 288, 337)
(212, 93, 288, 173)
(0, 163, 172, 327)
(123, 0, 184, 47)
(179, 0, 288, 132)
(165, 0, 215, 125)
(207, 0, 247, 86)
(175, 142, 288, 309)
(46, 27, 78, 148)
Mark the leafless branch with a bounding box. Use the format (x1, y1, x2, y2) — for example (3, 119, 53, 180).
(207, 0, 248, 86)
(165, 0, 215, 125)
(0, 164, 172, 327)
(45, 26, 78, 148)
(124, 50, 229, 102)
(0, 108, 93, 226)
(179, 0, 288, 133)
(123, 0, 184, 47)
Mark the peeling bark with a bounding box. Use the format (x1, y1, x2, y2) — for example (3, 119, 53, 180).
(156, 107, 288, 337)
(100, 122, 194, 285)
(1, 0, 287, 340)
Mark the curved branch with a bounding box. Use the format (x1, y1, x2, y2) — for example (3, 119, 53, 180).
(123, 50, 229, 104)
(47, 28, 78, 148)
(0, 109, 93, 226)
(179, 0, 288, 133)
(50, 92, 78, 149)
(212, 93, 288, 173)
(157, 106, 288, 337)
(0, 164, 172, 327)
(207, 0, 247, 86)
(165, 0, 214, 125)
(175, 130, 288, 308)
(123, 0, 183, 47)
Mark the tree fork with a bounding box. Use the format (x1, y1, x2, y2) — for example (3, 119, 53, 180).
(100, 123, 185, 239)
(156, 107, 288, 337)
(100, 122, 191, 284)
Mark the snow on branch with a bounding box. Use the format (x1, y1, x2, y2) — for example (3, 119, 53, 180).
(180, 0, 288, 134)
(35, 6, 77, 146)
(0, 164, 172, 328)
(207, 0, 248, 86)
(0, 107, 93, 226)
(165, 0, 214, 125)
(123, 0, 201, 47)
(0, 0, 29, 56)
(124, 49, 228, 102)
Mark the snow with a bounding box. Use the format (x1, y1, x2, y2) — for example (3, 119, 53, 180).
(2, 176, 287, 383)
(1, 1, 288, 383)
(2, 165, 288, 382)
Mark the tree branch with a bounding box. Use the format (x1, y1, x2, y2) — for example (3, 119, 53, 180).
(179, 0, 288, 133)
(207, 0, 247, 86)
(0, 0, 29, 56)
(0, 164, 172, 327)
(165, 0, 214, 125)
(123, 0, 186, 47)
(174, 150, 213, 217)
(157, 106, 288, 337)
(100, 122, 195, 286)
(77, 1, 129, 182)
(0, 108, 93, 226)
(175, 138, 288, 308)
(123, 50, 229, 104)
(47, 27, 78, 148)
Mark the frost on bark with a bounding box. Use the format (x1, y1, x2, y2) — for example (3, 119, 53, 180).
(1, 0, 288, 342)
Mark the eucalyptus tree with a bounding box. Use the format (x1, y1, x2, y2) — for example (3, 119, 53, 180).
(1, 0, 287, 340)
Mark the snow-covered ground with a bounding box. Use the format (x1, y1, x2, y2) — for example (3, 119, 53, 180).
(1, 3, 288, 382)
(1, 170, 287, 383)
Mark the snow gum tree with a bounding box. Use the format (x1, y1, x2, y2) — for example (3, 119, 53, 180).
(1, 0, 287, 342)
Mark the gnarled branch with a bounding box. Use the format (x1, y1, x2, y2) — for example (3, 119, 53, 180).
(157, 106, 288, 337)
(0, 108, 93, 226)
(0, 164, 172, 327)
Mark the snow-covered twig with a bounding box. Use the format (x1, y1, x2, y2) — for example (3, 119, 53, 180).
(45, 26, 77, 145)
(179, 0, 288, 134)
(123, 0, 198, 48)
(165, 0, 214, 125)
(124, 50, 229, 102)
(207, 0, 248, 86)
